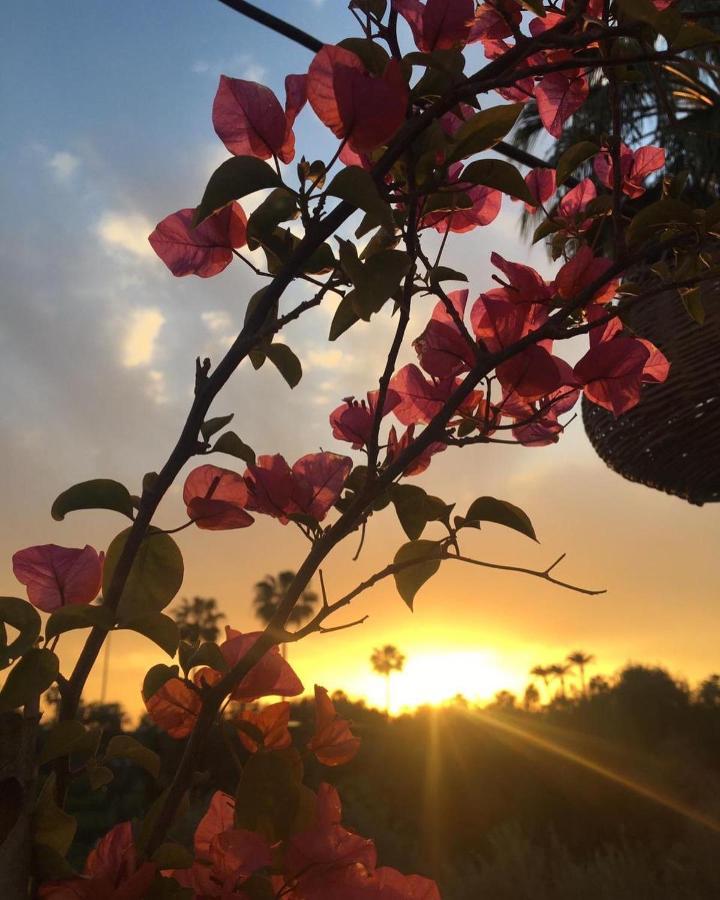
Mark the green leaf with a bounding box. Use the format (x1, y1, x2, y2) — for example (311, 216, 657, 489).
(681, 287, 705, 324)
(187, 641, 228, 673)
(327, 167, 394, 232)
(393, 540, 442, 610)
(87, 763, 114, 790)
(104, 527, 184, 621)
(212, 431, 256, 466)
(462, 159, 535, 204)
(38, 719, 87, 766)
(461, 496, 537, 541)
(391, 485, 431, 541)
(429, 266, 468, 286)
(246, 188, 299, 250)
(193, 157, 283, 226)
(532, 217, 562, 244)
(143, 664, 179, 701)
(448, 104, 524, 163)
(105, 734, 161, 778)
(45, 604, 114, 643)
(338, 37, 390, 75)
(421, 190, 473, 216)
(0, 649, 59, 711)
(32, 843, 78, 882)
(670, 22, 720, 50)
(39, 721, 88, 765)
(32, 775, 76, 856)
(235, 749, 303, 841)
(265, 343, 303, 388)
(349, 250, 412, 321)
(120, 612, 179, 657)
(152, 843, 194, 870)
(329, 293, 361, 341)
(51, 479, 134, 522)
(555, 141, 599, 186)
(626, 198, 694, 246)
(200, 414, 234, 442)
(0, 597, 40, 668)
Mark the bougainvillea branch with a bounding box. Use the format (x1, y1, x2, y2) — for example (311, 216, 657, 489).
(5, 0, 720, 896)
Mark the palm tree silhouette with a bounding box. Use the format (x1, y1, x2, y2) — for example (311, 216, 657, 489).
(530, 665, 552, 702)
(523, 683, 540, 712)
(371, 645, 406, 715)
(548, 663, 572, 700)
(567, 651, 595, 697)
(253, 571, 319, 658)
(171, 596, 225, 643)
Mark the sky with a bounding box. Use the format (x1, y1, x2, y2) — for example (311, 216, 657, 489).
(1, 0, 719, 720)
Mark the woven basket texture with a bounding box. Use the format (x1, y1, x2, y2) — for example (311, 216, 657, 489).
(582, 288, 720, 505)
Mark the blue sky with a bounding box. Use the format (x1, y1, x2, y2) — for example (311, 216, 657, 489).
(2, 1, 719, 718)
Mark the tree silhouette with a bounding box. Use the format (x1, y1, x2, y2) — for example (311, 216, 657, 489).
(523, 683, 540, 711)
(548, 663, 572, 700)
(253, 571, 319, 658)
(567, 651, 595, 697)
(371, 645, 406, 715)
(171, 596, 226, 643)
(530, 665, 552, 702)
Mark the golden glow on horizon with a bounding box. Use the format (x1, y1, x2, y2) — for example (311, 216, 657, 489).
(355, 649, 520, 714)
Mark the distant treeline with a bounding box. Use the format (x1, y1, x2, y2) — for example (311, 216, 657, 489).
(47, 661, 720, 899)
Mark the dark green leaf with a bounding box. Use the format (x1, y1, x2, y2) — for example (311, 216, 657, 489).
(45, 604, 114, 643)
(461, 496, 537, 541)
(246, 188, 299, 250)
(212, 431, 256, 466)
(429, 266, 468, 286)
(39, 721, 88, 765)
(152, 843, 194, 870)
(32, 843, 79, 881)
(51, 479, 134, 522)
(235, 749, 303, 841)
(143, 664, 179, 701)
(0, 649, 59, 711)
(119, 612, 179, 657)
(265, 343, 303, 388)
(448, 104, 524, 163)
(105, 734, 161, 778)
(329, 294, 361, 341)
(393, 540, 442, 610)
(187, 641, 228, 673)
(137, 787, 189, 855)
(532, 218, 562, 244)
(555, 141, 599, 186)
(87, 763, 114, 790)
(350, 250, 412, 321)
(200, 414, 234, 442)
(193, 157, 282, 227)
(681, 287, 705, 324)
(626, 198, 694, 246)
(338, 37, 390, 74)
(391, 485, 431, 541)
(327, 167, 394, 231)
(0, 597, 40, 669)
(104, 527, 184, 621)
(462, 159, 535, 204)
(32, 775, 76, 855)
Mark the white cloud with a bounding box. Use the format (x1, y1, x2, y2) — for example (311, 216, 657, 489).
(191, 53, 266, 83)
(122, 308, 165, 368)
(47, 151, 80, 183)
(97, 212, 155, 259)
(145, 369, 168, 405)
(306, 348, 355, 372)
(202, 310, 233, 334)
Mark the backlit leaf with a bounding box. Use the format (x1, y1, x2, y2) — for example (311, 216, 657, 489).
(51, 479, 134, 522)
(194, 157, 283, 227)
(0, 597, 40, 669)
(448, 104, 524, 163)
(461, 496, 537, 541)
(45, 604, 114, 642)
(212, 431, 256, 466)
(120, 612, 179, 657)
(0, 649, 59, 711)
(105, 734, 161, 778)
(462, 159, 535, 204)
(393, 540, 441, 610)
(265, 343, 303, 388)
(555, 141, 599, 186)
(327, 166, 394, 231)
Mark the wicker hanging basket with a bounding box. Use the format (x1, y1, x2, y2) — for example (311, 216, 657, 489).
(582, 289, 720, 505)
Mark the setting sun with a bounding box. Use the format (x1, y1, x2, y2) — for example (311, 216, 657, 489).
(360, 650, 520, 714)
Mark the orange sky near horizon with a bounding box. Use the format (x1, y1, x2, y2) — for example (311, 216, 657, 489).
(2, 0, 719, 726)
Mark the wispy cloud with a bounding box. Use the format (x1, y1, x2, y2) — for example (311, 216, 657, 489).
(191, 53, 266, 83)
(122, 308, 165, 367)
(96, 212, 155, 259)
(47, 151, 80, 183)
